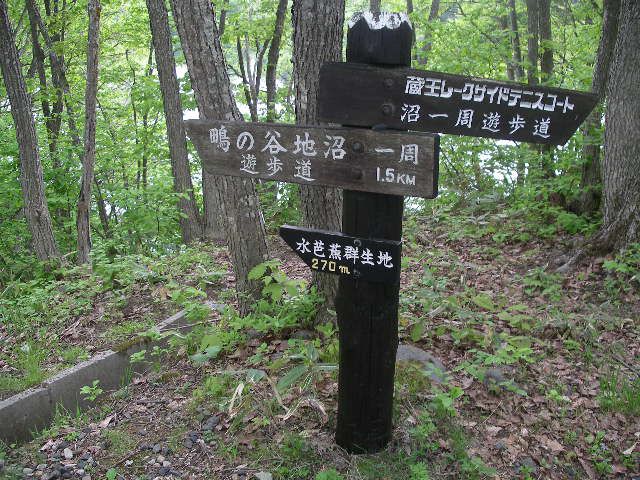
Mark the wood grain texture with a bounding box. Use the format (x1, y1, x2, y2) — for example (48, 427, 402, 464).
(319, 62, 598, 145)
(186, 120, 439, 198)
(333, 11, 413, 454)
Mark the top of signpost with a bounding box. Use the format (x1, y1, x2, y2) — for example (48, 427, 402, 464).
(348, 12, 411, 30)
(347, 11, 414, 67)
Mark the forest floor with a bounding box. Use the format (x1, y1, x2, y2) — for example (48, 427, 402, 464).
(1, 208, 639, 480)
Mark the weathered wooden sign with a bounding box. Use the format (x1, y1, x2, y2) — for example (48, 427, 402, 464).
(185, 120, 439, 198)
(280, 225, 401, 284)
(318, 62, 599, 145)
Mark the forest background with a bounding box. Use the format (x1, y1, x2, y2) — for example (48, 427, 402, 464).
(0, 0, 639, 478)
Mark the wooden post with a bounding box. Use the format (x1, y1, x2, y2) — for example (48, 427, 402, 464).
(334, 12, 414, 454)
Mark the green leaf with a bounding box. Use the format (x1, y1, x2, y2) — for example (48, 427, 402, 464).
(246, 368, 266, 383)
(248, 262, 269, 280)
(411, 322, 425, 342)
(190, 345, 222, 364)
(263, 283, 283, 302)
(471, 293, 495, 311)
(277, 364, 308, 391)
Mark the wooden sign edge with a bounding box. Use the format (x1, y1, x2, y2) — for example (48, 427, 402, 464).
(279, 224, 403, 247)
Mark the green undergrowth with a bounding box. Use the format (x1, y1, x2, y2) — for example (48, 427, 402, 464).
(0, 243, 225, 397)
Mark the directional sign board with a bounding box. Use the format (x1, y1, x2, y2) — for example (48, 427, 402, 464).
(318, 62, 599, 145)
(279, 225, 401, 284)
(185, 120, 439, 198)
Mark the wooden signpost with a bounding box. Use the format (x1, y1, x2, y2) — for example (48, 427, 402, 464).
(185, 120, 439, 198)
(186, 9, 598, 457)
(318, 63, 599, 145)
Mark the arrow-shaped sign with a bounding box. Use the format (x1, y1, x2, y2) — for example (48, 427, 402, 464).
(318, 62, 598, 145)
(279, 225, 401, 284)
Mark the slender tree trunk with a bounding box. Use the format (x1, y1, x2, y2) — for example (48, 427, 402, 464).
(370, 0, 380, 13)
(526, 0, 539, 85)
(0, 0, 59, 260)
(498, 15, 515, 81)
(292, 0, 345, 323)
(146, 0, 203, 244)
(217, 0, 227, 36)
(141, 45, 154, 190)
(538, 0, 555, 178)
(575, 0, 620, 215)
(76, 0, 101, 265)
(94, 177, 111, 238)
(508, 0, 525, 82)
(422, 0, 440, 62)
(25, 1, 54, 159)
(170, 0, 269, 314)
(508, 0, 527, 185)
(29, 0, 80, 168)
(598, 0, 640, 249)
(539, 0, 553, 83)
(266, 0, 288, 123)
(237, 36, 257, 122)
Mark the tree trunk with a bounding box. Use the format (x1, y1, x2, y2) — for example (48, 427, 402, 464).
(265, 0, 288, 123)
(575, 0, 620, 215)
(508, 0, 525, 81)
(146, 0, 203, 244)
(498, 15, 515, 81)
(0, 0, 59, 260)
(76, 0, 101, 265)
(598, 0, 640, 249)
(25, 1, 55, 160)
(94, 177, 111, 238)
(236, 36, 258, 122)
(539, 0, 553, 83)
(538, 0, 555, 178)
(167, 3, 223, 241)
(526, 0, 539, 86)
(170, 0, 269, 314)
(370, 0, 380, 13)
(292, 0, 345, 323)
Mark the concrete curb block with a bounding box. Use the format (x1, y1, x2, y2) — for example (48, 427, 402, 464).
(0, 308, 199, 444)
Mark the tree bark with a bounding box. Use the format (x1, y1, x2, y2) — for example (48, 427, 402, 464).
(370, 0, 380, 13)
(526, 0, 539, 85)
(292, 0, 345, 323)
(27, 0, 80, 165)
(146, 0, 203, 244)
(508, 0, 525, 82)
(598, 0, 640, 249)
(539, 0, 553, 83)
(538, 0, 555, 178)
(236, 36, 258, 122)
(575, 0, 620, 215)
(76, 0, 101, 265)
(0, 0, 59, 260)
(170, 0, 269, 314)
(266, 0, 288, 123)
(25, 1, 55, 160)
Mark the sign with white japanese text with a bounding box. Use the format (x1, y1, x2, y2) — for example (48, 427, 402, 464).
(279, 225, 402, 284)
(185, 120, 439, 198)
(318, 62, 599, 145)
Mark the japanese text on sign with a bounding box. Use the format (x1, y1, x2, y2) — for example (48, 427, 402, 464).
(185, 120, 439, 198)
(279, 225, 402, 284)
